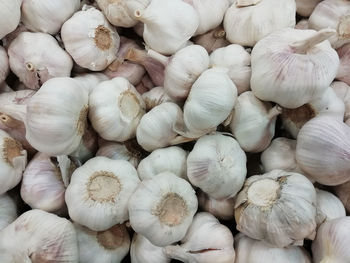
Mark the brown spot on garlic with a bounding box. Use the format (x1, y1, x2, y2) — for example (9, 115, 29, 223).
(87, 171, 121, 202)
(119, 90, 141, 119)
(338, 14, 350, 39)
(77, 105, 88, 135)
(97, 224, 127, 250)
(94, 25, 112, 51)
(282, 104, 316, 128)
(3, 137, 23, 167)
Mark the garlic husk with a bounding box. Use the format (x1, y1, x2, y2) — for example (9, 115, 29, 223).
(136, 74, 155, 95)
(309, 0, 350, 49)
(336, 43, 350, 86)
(74, 73, 109, 95)
(312, 217, 350, 263)
(0, 209, 78, 263)
(235, 169, 317, 247)
(8, 32, 73, 90)
(210, 44, 251, 94)
(234, 233, 311, 263)
(295, 19, 309, 30)
(251, 28, 339, 108)
(0, 0, 21, 39)
(75, 223, 130, 263)
(0, 194, 17, 230)
(89, 77, 146, 142)
(296, 115, 350, 185)
(0, 46, 9, 83)
(187, 133, 246, 200)
(198, 191, 235, 220)
(164, 212, 235, 263)
(128, 172, 198, 246)
(134, 0, 199, 55)
(137, 146, 188, 180)
(193, 26, 230, 54)
(61, 7, 120, 71)
(103, 61, 146, 86)
(334, 181, 350, 212)
(295, 0, 322, 17)
(21, 0, 80, 34)
(142, 86, 173, 110)
(315, 188, 346, 226)
(65, 157, 140, 231)
(223, 0, 296, 47)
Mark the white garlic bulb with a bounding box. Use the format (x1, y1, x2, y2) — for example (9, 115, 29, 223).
(89, 77, 146, 142)
(0, 46, 9, 83)
(198, 191, 235, 220)
(164, 212, 235, 263)
(309, 0, 350, 49)
(336, 44, 350, 86)
(138, 146, 188, 180)
(74, 73, 109, 94)
(312, 217, 350, 262)
(251, 28, 339, 108)
(0, 209, 78, 262)
(128, 172, 198, 246)
(134, 0, 199, 55)
(187, 133, 246, 200)
(75, 223, 130, 263)
(223, 0, 296, 47)
(235, 169, 317, 247)
(65, 157, 140, 231)
(296, 115, 350, 185)
(104, 61, 146, 86)
(61, 7, 120, 71)
(142, 86, 173, 110)
(0, 0, 21, 39)
(295, 0, 322, 17)
(193, 26, 230, 54)
(21, 0, 80, 34)
(8, 32, 73, 90)
(234, 233, 311, 263)
(131, 234, 170, 263)
(0, 194, 17, 230)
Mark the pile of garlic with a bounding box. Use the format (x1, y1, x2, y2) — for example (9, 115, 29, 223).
(1, 0, 350, 262)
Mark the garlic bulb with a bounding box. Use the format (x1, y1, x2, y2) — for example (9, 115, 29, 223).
(0, 129, 27, 195)
(296, 116, 350, 185)
(61, 7, 120, 71)
(0, 194, 17, 230)
(198, 191, 235, 220)
(8, 32, 73, 90)
(142, 86, 173, 110)
(312, 217, 350, 263)
(65, 157, 140, 231)
(315, 189, 346, 226)
(128, 172, 198, 246)
(134, 0, 199, 55)
(251, 28, 339, 108)
(230, 91, 280, 152)
(74, 73, 109, 94)
(137, 146, 188, 180)
(0, 0, 21, 39)
(234, 233, 311, 263)
(164, 212, 235, 263)
(75, 223, 130, 263)
(193, 26, 230, 54)
(336, 43, 350, 86)
(295, 0, 322, 17)
(187, 133, 246, 200)
(89, 77, 146, 142)
(309, 0, 350, 49)
(235, 169, 317, 247)
(21, 0, 80, 34)
(223, 0, 296, 47)
(0, 46, 9, 83)
(0, 209, 78, 262)
(104, 61, 146, 86)
(131, 234, 170, 263)
(210, 44, 251, 94)
(71, 125, 98, 164)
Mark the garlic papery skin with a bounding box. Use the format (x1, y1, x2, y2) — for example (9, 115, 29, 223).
(223, 0, 296, 47)
(0, 194, 17, 230)
(312, 217, 350, 263)
(315, 189, 346, 226)
(210, 44, 251, 94)
(8, 32, 73, 90)
(309, 0, 350, 49)
(142, 86, 173, 110)
(187, 133, 246, 200)
(0, 46, 9, 83)
(234, 233, 311, 263)
(295, 0, 322, 17)
(235, 170, 317, 247)
(134, 0, 199, 55)
(74, 73, 109, 95)
(61, 7, 120, 71)
(25, 77, 89, 156)
(89, 77, 146, 142)
(128, 172, 198, 246)
(0, 129, 27, 195)
(0, 0, 21, 39)
(193, 26, 230, 54)
(336, 44, 350, 86)
(131, 233, 170, 263)
(137, 146, 188, 180)
(0, 209, 78, 263)
(104, 61, 146, 86)
(198, 191, 235, 220)
(251, 28, 339, 108)
(21, 0, 80, 34)
(334, 181, 350, 212)
(75, 223, 130, 263)
(65, 157, 140, 231)
(164, 212, 235, 263)
(296, 116, 350, 185)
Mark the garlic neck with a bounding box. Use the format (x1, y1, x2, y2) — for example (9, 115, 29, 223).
(267, 105, 282, 120)
(236, 0, 262, 7)
(338, 14, 350, 39)
(147, 49, 169, 66)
